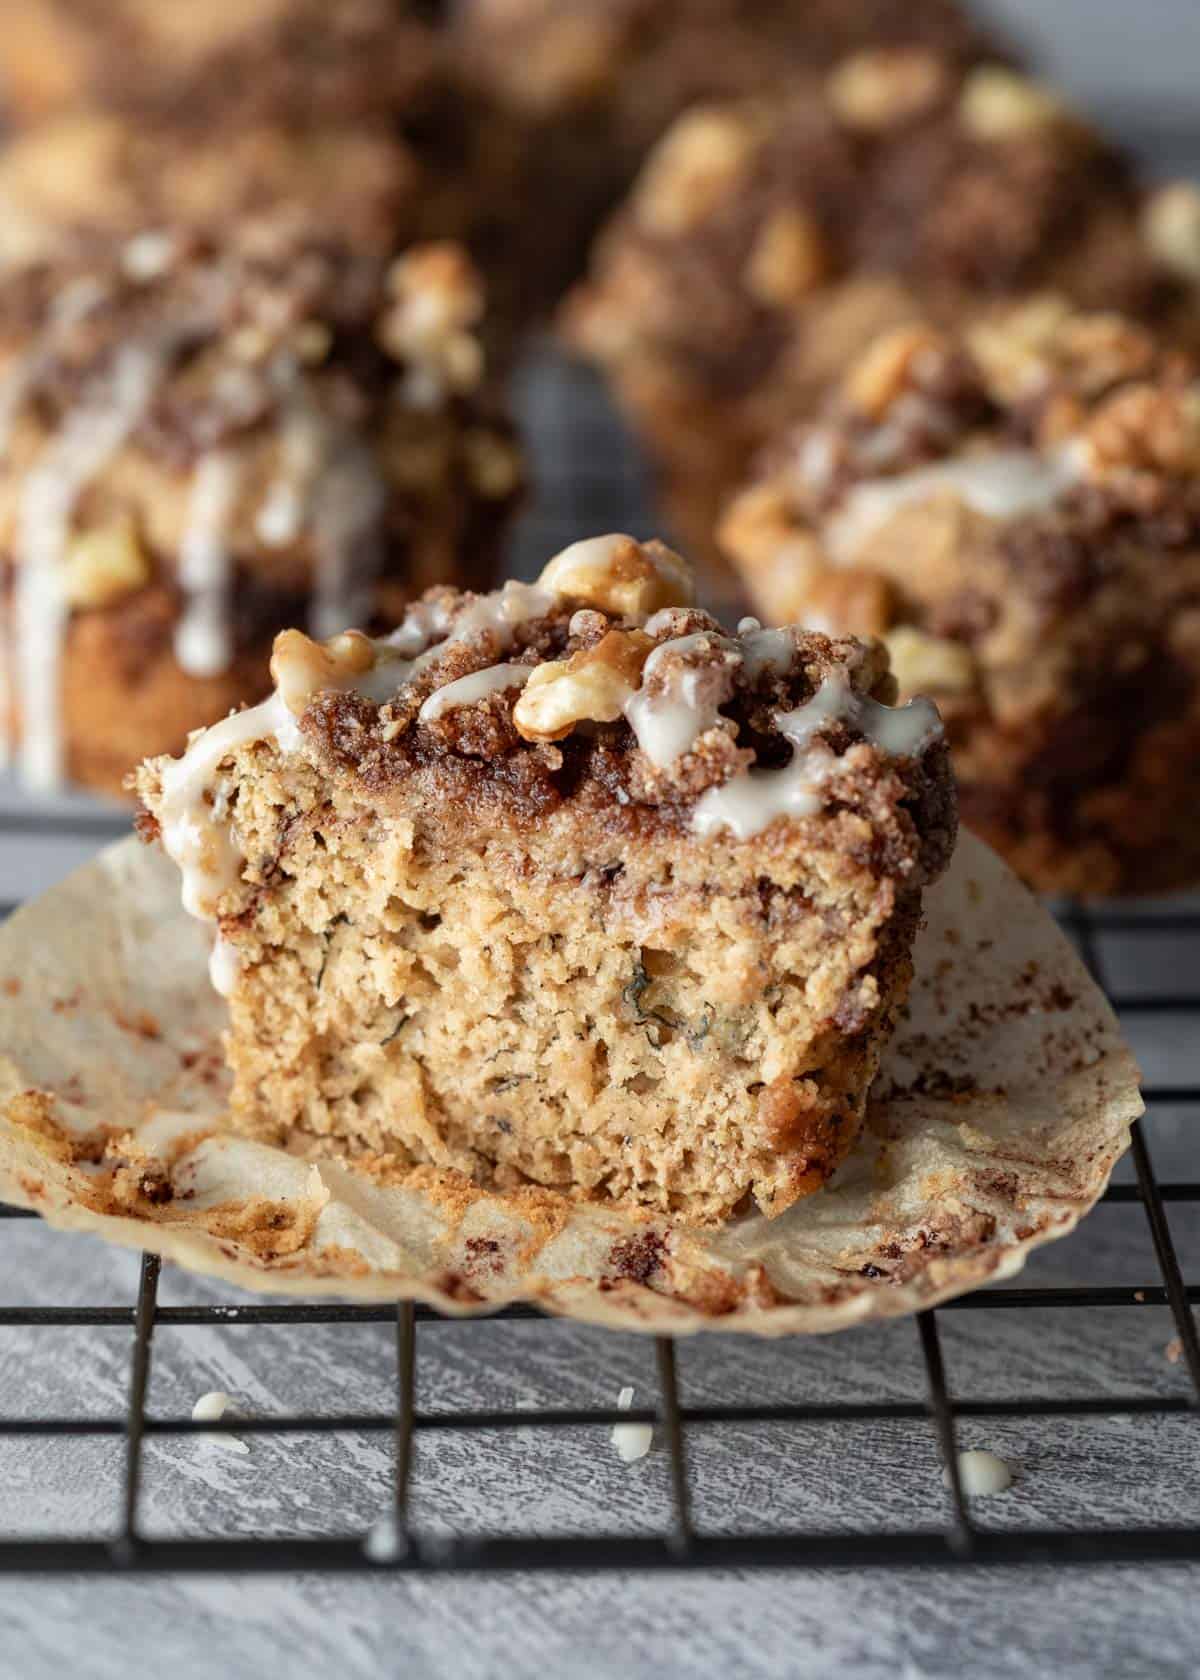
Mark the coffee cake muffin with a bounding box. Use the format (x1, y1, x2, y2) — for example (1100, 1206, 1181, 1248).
(0, 0, 438, 128)
(449, 0, 1007, 304)
(451, 0, 1001, 123)
(0, 114, 422, 279)
(0, 229, 522, 798)
(135, 536, 955, 1226)
(0, 10, 535, 351)
(721, 300, 1200, 896)
(567, 57, 1200, 567)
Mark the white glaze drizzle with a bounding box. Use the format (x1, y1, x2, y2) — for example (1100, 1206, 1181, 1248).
(737, 618, 797, 680)
(156, 596, 463, 940)
(826, 445, 1085, 561)
(15, 341, 166, 789)
(692, 670, 941, 840)
(642, 607, 681, 637)
(417, 662, 531, 723)
(174, 451, 242, 679)
(446, 580, 554, 645)
(309, 431, 387, 640)
(624, 633, 734, 768)
(158, 690, 301, 920)
(208, 934, 241, 998)
(191, 1390, 250, 1455)
(258, 356, 388, 641)
(625, 622, 798, 769)
(0, 276, 110, 771)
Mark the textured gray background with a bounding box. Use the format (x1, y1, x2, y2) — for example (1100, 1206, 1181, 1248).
(2, 2, 1200, 1675)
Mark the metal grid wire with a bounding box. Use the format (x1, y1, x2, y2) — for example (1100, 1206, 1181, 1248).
(0, 351, 1197, 1574)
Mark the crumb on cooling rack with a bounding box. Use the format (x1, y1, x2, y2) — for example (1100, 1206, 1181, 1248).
(945, 1448, 1013, 1496)
(612, 1385, 653, 1463)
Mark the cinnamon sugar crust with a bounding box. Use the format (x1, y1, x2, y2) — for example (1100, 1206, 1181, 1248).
(136, 539, 955, 1225)
(721, 300, 1200, 895)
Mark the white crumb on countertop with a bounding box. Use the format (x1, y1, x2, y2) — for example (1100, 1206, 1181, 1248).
(363, 1515, 406, 1563)
(191, 1389, 250, 1455)
(945, 1449, 1013, 1496)
(612, 1385, 653, 1463)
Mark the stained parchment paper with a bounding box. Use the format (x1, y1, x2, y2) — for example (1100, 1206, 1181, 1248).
(0, 830, 1141, 1335)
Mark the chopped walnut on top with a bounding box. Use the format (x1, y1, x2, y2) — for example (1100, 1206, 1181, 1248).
(271, 627, 378, 717)
(827, 47, 951, 133)
(537, 533, 693, 616)
(1085, 381, 1200, 480)
(957, 67, 1077, 141)
(745, 207, 829, 308)
(513, 628, 653, 741)
(1142, 182, 1200, 283)
(632, 105, 764, 236)
(842, 323, 953, 420)
(62, 516, 151, 609)
(378, 242, 486, 400)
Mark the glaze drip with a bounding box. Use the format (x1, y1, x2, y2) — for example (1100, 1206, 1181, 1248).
(15, 341, 166, 789)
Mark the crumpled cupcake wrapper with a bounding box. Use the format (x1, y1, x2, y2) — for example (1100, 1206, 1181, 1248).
(0, 829, 1141, 1336)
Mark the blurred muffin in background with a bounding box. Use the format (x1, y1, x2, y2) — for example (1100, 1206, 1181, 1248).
(0, 114, 421, 273)
(720, 299, 1200, 896)
(0, 0, 438, 129)
(448, 0, 1012, 313)
(0, 1, 539, 355)
(566, 56, 1200, 574)
(0, 225, 523, 798)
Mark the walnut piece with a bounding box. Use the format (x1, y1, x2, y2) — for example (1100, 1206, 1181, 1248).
(827, 47, 949, 132)
(802, 568, 896, 638)
(63, 517, 151, 609)
(1143, 182, 1200, 283)
(462, 428, 522, 498)
(966, 296, 1158, 406)
(634, 107, 760, 236)
(270, 627, 376, 717)
(884, 625, 975, 696)
(379, 242, 485, 396)
(537, 534, 693, 616)
(745, 208, 828, 307)
(958, 69, 1072, 140)
(512, 629, 653, 741)
(1086, 382, 1200, 477)
(842, 324, 948, 420)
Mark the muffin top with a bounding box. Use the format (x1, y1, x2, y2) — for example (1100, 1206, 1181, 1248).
(569, 55, 1200, 387)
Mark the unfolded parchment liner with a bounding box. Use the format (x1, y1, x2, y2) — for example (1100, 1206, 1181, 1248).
(0, 830, 1141, 1335)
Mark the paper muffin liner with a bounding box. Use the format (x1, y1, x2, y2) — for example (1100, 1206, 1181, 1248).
(0, 830, 1141, 1335)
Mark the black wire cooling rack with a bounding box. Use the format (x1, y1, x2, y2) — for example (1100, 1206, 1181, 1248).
(0, 795, 1197, 1576)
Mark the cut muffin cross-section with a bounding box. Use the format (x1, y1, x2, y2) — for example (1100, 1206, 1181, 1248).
(135, 536, 955, 1226)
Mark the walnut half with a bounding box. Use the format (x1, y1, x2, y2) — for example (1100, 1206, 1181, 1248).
(537, 533, 694, 617)
(270, 628, 377, 717)
(513, 629, 653, 741)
